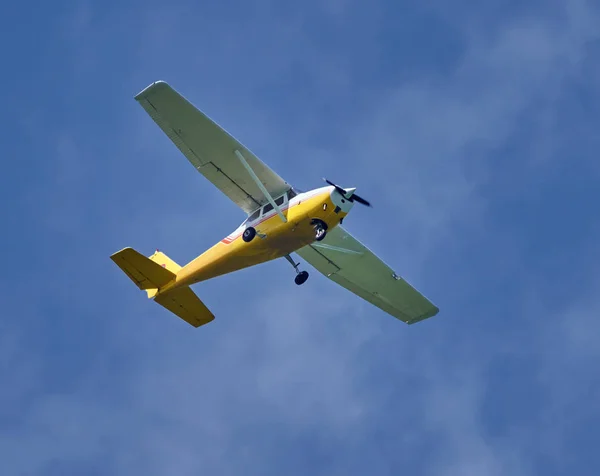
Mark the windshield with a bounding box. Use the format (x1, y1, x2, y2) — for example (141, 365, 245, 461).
(247, 208, 260, 222)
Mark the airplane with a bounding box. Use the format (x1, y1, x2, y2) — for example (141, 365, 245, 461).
(111, 81, 440, 328)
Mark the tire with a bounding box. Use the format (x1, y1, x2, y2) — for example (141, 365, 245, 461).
(294, 270, 309, 285)
(242, 227, 256, 242)
(315, 227, 327, 241)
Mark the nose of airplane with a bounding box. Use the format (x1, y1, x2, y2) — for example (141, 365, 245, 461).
(330, 186, 355, 214)
(323, 178, 373, 208)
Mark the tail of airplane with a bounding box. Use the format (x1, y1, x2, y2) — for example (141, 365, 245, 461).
(149, 249, 182, 273)
(110, 247, 215, 328)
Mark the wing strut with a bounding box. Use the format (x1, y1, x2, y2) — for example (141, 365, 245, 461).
(234, 149, 287, 223)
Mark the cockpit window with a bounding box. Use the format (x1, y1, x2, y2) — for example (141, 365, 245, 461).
(263, 203, 273, 214)
(287, 189, 297, 200)
(248, 209, 260, 222)
(275, 195, 284, 206)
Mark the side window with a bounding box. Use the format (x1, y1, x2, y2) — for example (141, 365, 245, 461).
(263, 203, 273, 214)
(248, 209, 260, 222)
(275, 196, 284, 206)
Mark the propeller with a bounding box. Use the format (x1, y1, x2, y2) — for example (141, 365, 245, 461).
(323, 178, 372, 207)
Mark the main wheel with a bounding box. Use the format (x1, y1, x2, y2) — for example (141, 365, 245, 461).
(315, 227, 327, 241)
(294, 270, 309, 285)
(242, 227, 256, 242)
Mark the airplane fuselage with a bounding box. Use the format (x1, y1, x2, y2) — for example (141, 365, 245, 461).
(159, 186, 353, 294)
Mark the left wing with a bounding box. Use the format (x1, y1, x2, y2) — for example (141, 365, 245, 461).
(135, 80, 290, 213)
(296, 226, 439, 324)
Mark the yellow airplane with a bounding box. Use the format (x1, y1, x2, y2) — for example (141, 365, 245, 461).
(111, 81, 439, 328)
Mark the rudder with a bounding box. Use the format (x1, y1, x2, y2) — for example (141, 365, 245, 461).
(149, 250, 182, 273)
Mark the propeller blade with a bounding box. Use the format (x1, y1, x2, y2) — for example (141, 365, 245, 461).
(323, 177, 372, 207)
(323, 178, 347, 196)
(351, 194, 372, 207)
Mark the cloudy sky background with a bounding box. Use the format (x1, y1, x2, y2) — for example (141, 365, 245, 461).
(2, 0, 600, 474)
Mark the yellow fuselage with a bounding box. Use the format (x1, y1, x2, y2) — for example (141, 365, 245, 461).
(159, 188, 348, 294)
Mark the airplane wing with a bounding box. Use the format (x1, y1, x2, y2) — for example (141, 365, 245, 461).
(134, 81, 291, 213)
(295, 226, 439, 324)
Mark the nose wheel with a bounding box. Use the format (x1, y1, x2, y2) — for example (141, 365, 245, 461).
(294, 270, 309, 285)
(284, 254, 309, 285)
(315, 227, 327, 241)
(311, 219, 328, 242)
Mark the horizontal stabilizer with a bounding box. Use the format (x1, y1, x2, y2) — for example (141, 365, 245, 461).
(155, 286, 215, 328)
(110, 247, 175, 290)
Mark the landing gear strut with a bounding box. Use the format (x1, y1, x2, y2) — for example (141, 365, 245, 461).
(242, 227, 256, 242)
(285, 254, 309, 285)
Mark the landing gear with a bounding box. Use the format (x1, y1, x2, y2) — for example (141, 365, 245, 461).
(294, 271, 309, 285)
(242, 226, 256, 242)
(285, 254, 309, 285)
(311, 219, 328, 242)
(315, 227, 327, 241)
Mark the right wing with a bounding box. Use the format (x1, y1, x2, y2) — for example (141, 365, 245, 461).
(135, 81, 291, 214)
(296, 226, 439, 324)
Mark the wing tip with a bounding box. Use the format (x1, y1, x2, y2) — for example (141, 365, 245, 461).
(192, 313, 216, 328)
(407, 305, 440, 325)
(134, 80, 171, 101)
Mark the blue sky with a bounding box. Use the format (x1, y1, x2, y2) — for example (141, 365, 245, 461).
(2, 0, 600, 474)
